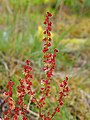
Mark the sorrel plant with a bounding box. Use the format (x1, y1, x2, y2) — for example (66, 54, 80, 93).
(3, 12, 69, 120)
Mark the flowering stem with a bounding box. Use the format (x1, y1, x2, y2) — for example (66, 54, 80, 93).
(39, 107, 42, 120)
(51, 111, 56, 119)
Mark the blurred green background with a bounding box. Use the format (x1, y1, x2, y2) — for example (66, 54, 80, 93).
(0, 0, 90, 120)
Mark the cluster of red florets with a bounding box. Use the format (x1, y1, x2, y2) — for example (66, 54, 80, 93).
(3, 12, 69, 120)
(15, 60, 34, 120)
(3, 80, 15, 120)
(42, 12, 58, 79)
(4, 60, 34, 120)
(51, 77, 69, 119)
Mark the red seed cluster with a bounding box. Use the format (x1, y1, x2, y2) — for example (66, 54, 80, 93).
(51, 77, 69, 118)
(38, 12, 58, 111)
(4, 60, 34, 120)
(16, 60, 34, 119)
(42, 12, 58, 79)
(3, 80, 15, 120)
(5, 80, 14, 97)
(42, 12, 52, 53)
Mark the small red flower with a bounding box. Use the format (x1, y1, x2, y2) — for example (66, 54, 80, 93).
(23, 116, 27, 120)
(42, 47, 48, 53)
(42, 37, 47, 42)
(48, 38, 52, 41)
(43, 31, 46, 34)
(48, 32, 51, 36)
(54, 49, 58, 53)
(26, 60, 30, 65)
(47, 12, 52, 17)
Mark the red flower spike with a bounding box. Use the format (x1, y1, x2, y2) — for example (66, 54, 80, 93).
(48, 26, 52, 31)
(31, 98, 36, 103)
(59, 101, 64, 106)
(55, 107, 60, 112)
(39, 97, 45, 103)
(45, 16, 49, 23)
(63, 86, 69, 92)
(47, 42, 51, 47)
(42, 47, 48, 53)
(40, 114, 44, 118)
(40, 87, 45, 91)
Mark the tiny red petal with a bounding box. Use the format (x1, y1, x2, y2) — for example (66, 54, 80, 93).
(44, 21, 46, 24)
(48, 22, 52, 26)
(43, 31, 46, 34)
(47, 12, 52, 17)
(66, 76, 68, 81)
(55, 107, 60, 112)
(48, 38, 52, 41)
(42, 37, 47, 42)
(26, 60, 30, 65)
(48, 32, 51, 36)
(59, 101, 64, 106)
(41, 87, 44, 91)
(54, 49, 58, 52)
(42, 47, 48, 53)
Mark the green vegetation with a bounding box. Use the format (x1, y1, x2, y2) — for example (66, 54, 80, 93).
(0, 0, 90, 119)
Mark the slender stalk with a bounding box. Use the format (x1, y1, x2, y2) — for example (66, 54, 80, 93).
(51, 111, 56, 119)
(39, 107, 42, 120)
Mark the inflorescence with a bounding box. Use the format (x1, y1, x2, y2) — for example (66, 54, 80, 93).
(3, 12, 69, 120)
